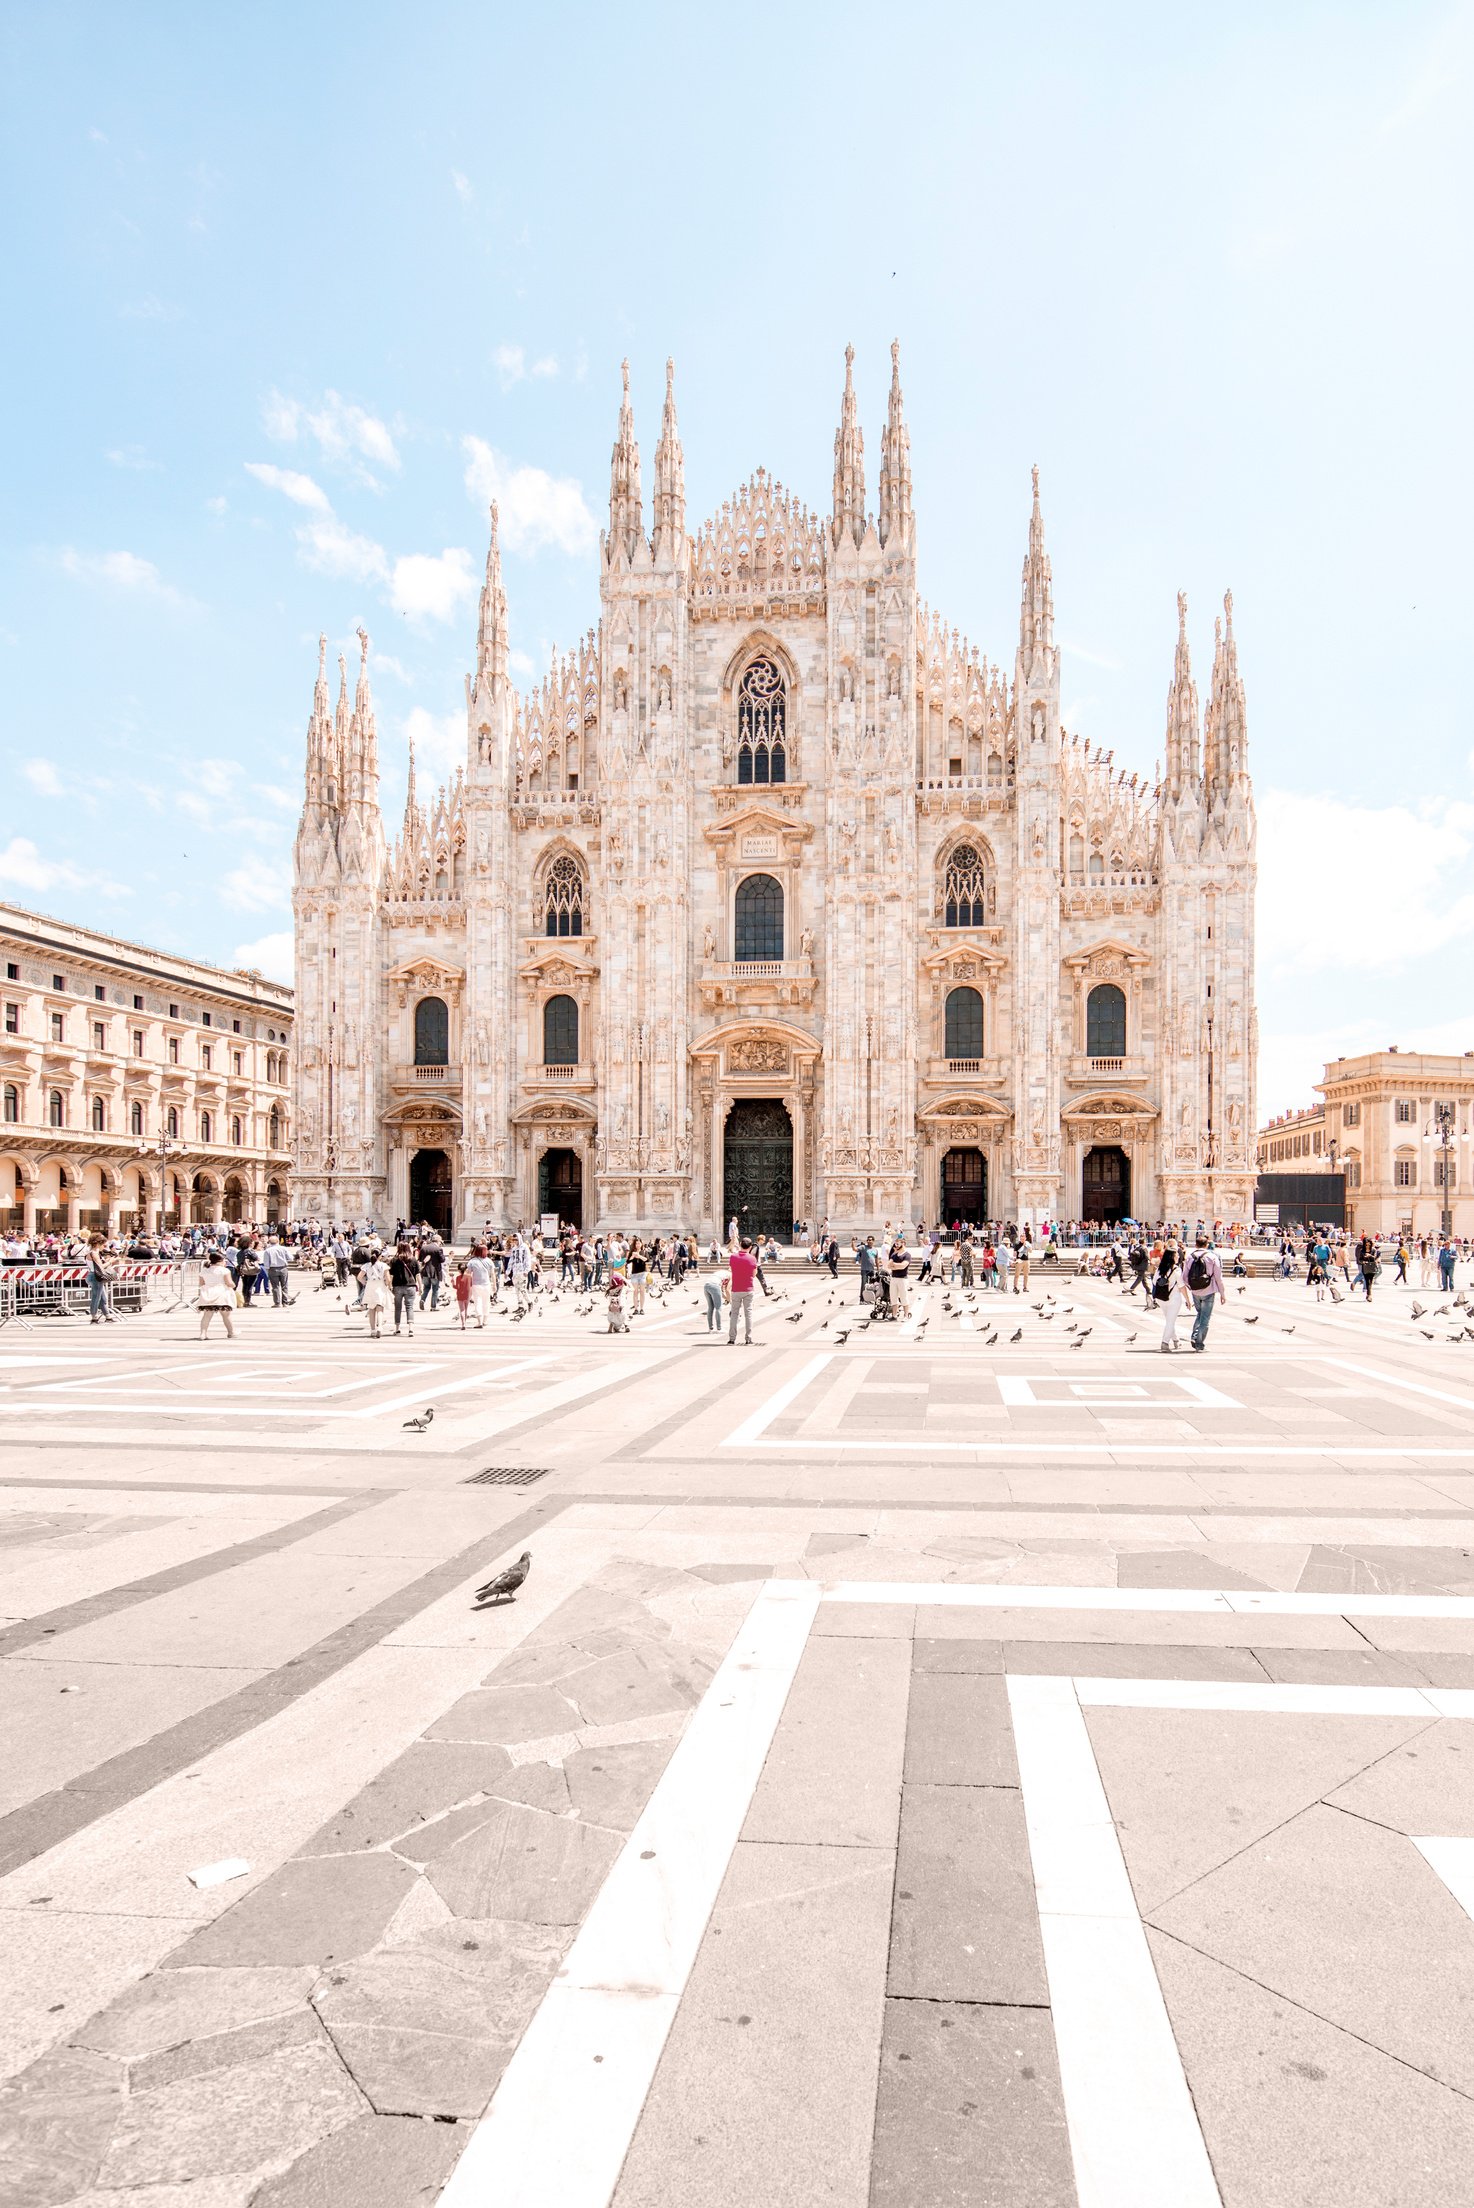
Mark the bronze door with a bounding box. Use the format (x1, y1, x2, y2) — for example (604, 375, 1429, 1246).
(941, 1146, 988, 1225)
(1081, 1145, 1130, 1224)
(538, 1147, 583, 1233)
(409, 1147, 454, 1237)
(723, 1099, 793, 1244)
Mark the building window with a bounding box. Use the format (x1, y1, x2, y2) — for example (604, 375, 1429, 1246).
(168, 1037, 179, 1065)
(169, 1003, 179, 1020)
(166, 1107, 179, 1139)
(232, 1018, 241, 1033)
(133, 1030, 144, 1056)
(231, 1114, 243, 1145)
(1436, 1158, 1457, 1189)
(1086, 983, 1127, 1058)
(130, 1102, 143, 1136)
(1396, 1099, 1416, 1124)
(1345, 1159, 1362, 1189)
(201, 1045, 212, 1071)
(52, 974, 64, 992)
(1395, 1159, 1416, 1187)
(49, 1090, 64, 1128)
(413, 996, 450, 1067)
(200, 1111, 212, 1143)
(202, 1011, 212, 1027)
(268, 1108, 280, 1148)
(736, 658, 787, 785)
(543, 994, 579, 1066)
(93, 1022, 105, 1050)
(944, 986, 984, 1059)
(5, 963, 16, 980)
(91, 1096, 106, 1132)
(734, 873, 784, 961)
(1088, 850, 1105, 884)
(2, 1085, 16, 1124)
(133, 994, 144, 1010)
(5, 1003, 19, 1034)
(50, 1012, 64, 1042)
(233, 1051, 243, 1075)
(94, 983, 105, 1001)
(544, 854, 585, 938)
(1343, 1102, 1360, 1127)
(942, 844, 988, 928)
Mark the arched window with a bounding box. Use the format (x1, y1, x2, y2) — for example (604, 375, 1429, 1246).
(734, 873, 784, 961)
(1068, 832, 1085, 879)
(1088, 850, 1105, 884)
(543, 994, 579, 1066)
(231, 1114, 243, 1146)
(736, 658, 786, 785)
(942, 844, 987, 928)
(414, 995, 449, 1067)
(200, 1111, 212, 1143)
(166, 1106, 179, 1139)
(3, 1084, 17, 1125)
(91, 1096, 106, 1132)
(130, 1101, 143, 1137)
(48, 1090, 64, 1128)
(545, 855, 585, 938)
(269, 1109, 281, 1148)
(944, 987, 984, 1059)
(1086, 983, 1127, 1057)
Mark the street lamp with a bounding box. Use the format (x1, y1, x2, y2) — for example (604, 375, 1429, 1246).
(1426, 1102, 1458, 1242)
(137, 1128, 182, 1231)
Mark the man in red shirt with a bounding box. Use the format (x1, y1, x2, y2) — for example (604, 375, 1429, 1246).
(727, 1239, 759, 1345)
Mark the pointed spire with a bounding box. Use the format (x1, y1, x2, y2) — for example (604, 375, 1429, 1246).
(345, 626, 378, 806)
(302, 632, 336, 811)
(832, 343, 865, 549)
(607, 358, 643, 560)
(652, 356, 685, 554)
(476, 502, 508, 687)
(402, 731, 419, 841)
(1018, 465, 1055, 675)
(1204, 587, 1248, 795)
(878, 339, 913, 550)
(1164, 589, 1201, 797)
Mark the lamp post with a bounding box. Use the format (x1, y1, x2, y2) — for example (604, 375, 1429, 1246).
(136, 1128, 182, 1232)
(1427, 1102, 1457, 1242)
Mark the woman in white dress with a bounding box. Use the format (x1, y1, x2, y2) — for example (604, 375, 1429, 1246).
(361, 1252, 391, 1339)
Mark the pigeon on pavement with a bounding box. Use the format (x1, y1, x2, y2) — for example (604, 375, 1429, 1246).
(403, 1408, 434, 1431)
(474, 1551, 533, 1607)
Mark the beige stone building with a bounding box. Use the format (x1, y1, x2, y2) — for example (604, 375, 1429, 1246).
(1288, 1051, 1474, 1238)
(292, 349, 1257, 1241)
(0, 902, 293, 1235)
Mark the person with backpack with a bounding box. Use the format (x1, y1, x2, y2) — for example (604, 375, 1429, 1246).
(1155, 1242, 1186, 1351)
(1185, 1237, 1224, 1350)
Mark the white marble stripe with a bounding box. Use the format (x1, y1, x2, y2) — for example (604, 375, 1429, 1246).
(1007, 1674, 1221, 2207)
(1414, 1836, 1474, 1921)
(1319, 1357, 1474, 1414)
(1072, 1677, 1439, 1717)
(742, 1436, 1474, 1457)
(437, 1578, 821, 2208)
(722, 1351, 834, 1447)
(823, 1581, 1474, 1619)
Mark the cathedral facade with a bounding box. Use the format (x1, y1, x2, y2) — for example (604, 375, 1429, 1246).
(290, 348, 1257, 1241)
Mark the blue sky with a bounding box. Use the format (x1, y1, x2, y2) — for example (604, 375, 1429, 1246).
(2, 0, 1471, 1114)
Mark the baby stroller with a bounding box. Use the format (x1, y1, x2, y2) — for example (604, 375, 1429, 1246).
(871, 1271, 896, 1321)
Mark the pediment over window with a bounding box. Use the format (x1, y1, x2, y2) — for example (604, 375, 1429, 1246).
(920, 941, 1008, 976)
(1060, 1092, 1158, 1122)
(1061, 939, 1151, 974)
(704, 803, 813, 857)
(386, 957, 465, 1008)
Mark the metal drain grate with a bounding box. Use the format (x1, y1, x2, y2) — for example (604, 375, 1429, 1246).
(464, 1465, 552, 1486)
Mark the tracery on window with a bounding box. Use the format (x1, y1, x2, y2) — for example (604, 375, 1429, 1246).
(942, 843, 988, 928)
(737, 658, 787, 785)
(545, 854, 585, 938)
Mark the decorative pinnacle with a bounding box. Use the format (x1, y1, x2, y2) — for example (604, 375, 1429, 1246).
(621, 357, 631, 402)
(317, 633, 327, 678)
(356, 625, 369, 663)
(1177, 589, 1188, 634)
(1223, 587, 1234, 635)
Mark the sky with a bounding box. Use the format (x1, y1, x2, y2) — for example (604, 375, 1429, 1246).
(2, 0, 1471, 1117)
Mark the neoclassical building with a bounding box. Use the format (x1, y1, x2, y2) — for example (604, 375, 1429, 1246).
(291, 349, 1256, 1239)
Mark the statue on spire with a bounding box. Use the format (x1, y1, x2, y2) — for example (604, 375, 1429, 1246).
(607, 358, 644, 560)
(832, 343, 865, 550)
(878, 338, 913, 550)
(652, 356, 685, 554)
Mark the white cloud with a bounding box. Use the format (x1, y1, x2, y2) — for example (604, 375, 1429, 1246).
(0, 837, 126, 897)
(205, 495, 227, 515)
(23, 760, 63, 797)
(296, 515, 391, 587)
(493, 343, 527, 389)
(401, 707, 467, 785)
(120, 294, 186, 322)
(105, 444, 159, 471)
(244, 461, 332, 512)
(185, 758, 243, 801)
(390, 548, 476, 624)
(369, 652, 412, 684)
(219, 856, 292, 914)
(452, 169, 473, 204)
(56, 548, 192, 607)
(1258, 788, 1474, 980)
(462, 436, 598, 557)
(263, 387, 400, 477)
(233, 930, 294, 984)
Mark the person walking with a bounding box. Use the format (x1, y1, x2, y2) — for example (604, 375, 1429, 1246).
(857, 1236, 877, 1305)
(1156, 1243, 1187, 1351)
(453, 1259, 472, 1329)
(361, 1251, 391, 1338)
(466, 1245, 493, 1328)
(1357, 1233, 1379, 1301)
(86, 1236, 117, 1324)
(1014, 1237, 1029, 1294)
(726, 1237, 758, 1345)
(266, 1238, 291, 1307)
(701, 1257, 725, 1334)
(1185, 1237, 1224, 1351)
(389, 1242, 420, 1335)
(1438, 1235, 1457, 1293)
(419, 1237, 445, 1312)
(888, 1233, 912, 1320)
(197, 1249, 237, 1340)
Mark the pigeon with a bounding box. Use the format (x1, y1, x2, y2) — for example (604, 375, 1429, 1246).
(916, 1320, 929, 1338)
(1282, 1325, 1296, 1335)
(1010, 1327, 1023, 1342)
(403, 1408, 434, 1431)
(1411, 1303, 1426, 1319)
(1076, 1327, 1092, 1341)
(984, 1331, 998, 1346)
(1071, 1335, 1087, 1348)
(473, 1551, 533, 1607)
(1244, 1314, 1259, 1325)
(834, 1329, 850, 1344)
(1436, 1307, 1452, 1317)
(1126, 1332, 1138, 1345)
(1421, 1329, 1437, 1339)
(785, 1310, 804, 1324)
(1236, 1285, 1247, 1296)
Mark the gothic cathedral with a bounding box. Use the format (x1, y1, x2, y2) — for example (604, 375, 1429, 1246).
(291, 348, 1257, 1240)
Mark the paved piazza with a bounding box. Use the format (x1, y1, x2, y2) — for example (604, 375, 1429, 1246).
(5, 1263, 1474, 2206)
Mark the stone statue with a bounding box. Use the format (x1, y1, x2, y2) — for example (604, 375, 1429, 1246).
(800, 927, 813, 958)
(702, 922, 716, 961)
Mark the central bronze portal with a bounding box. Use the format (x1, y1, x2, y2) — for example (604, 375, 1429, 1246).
(723, 1098, 793, 1244)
